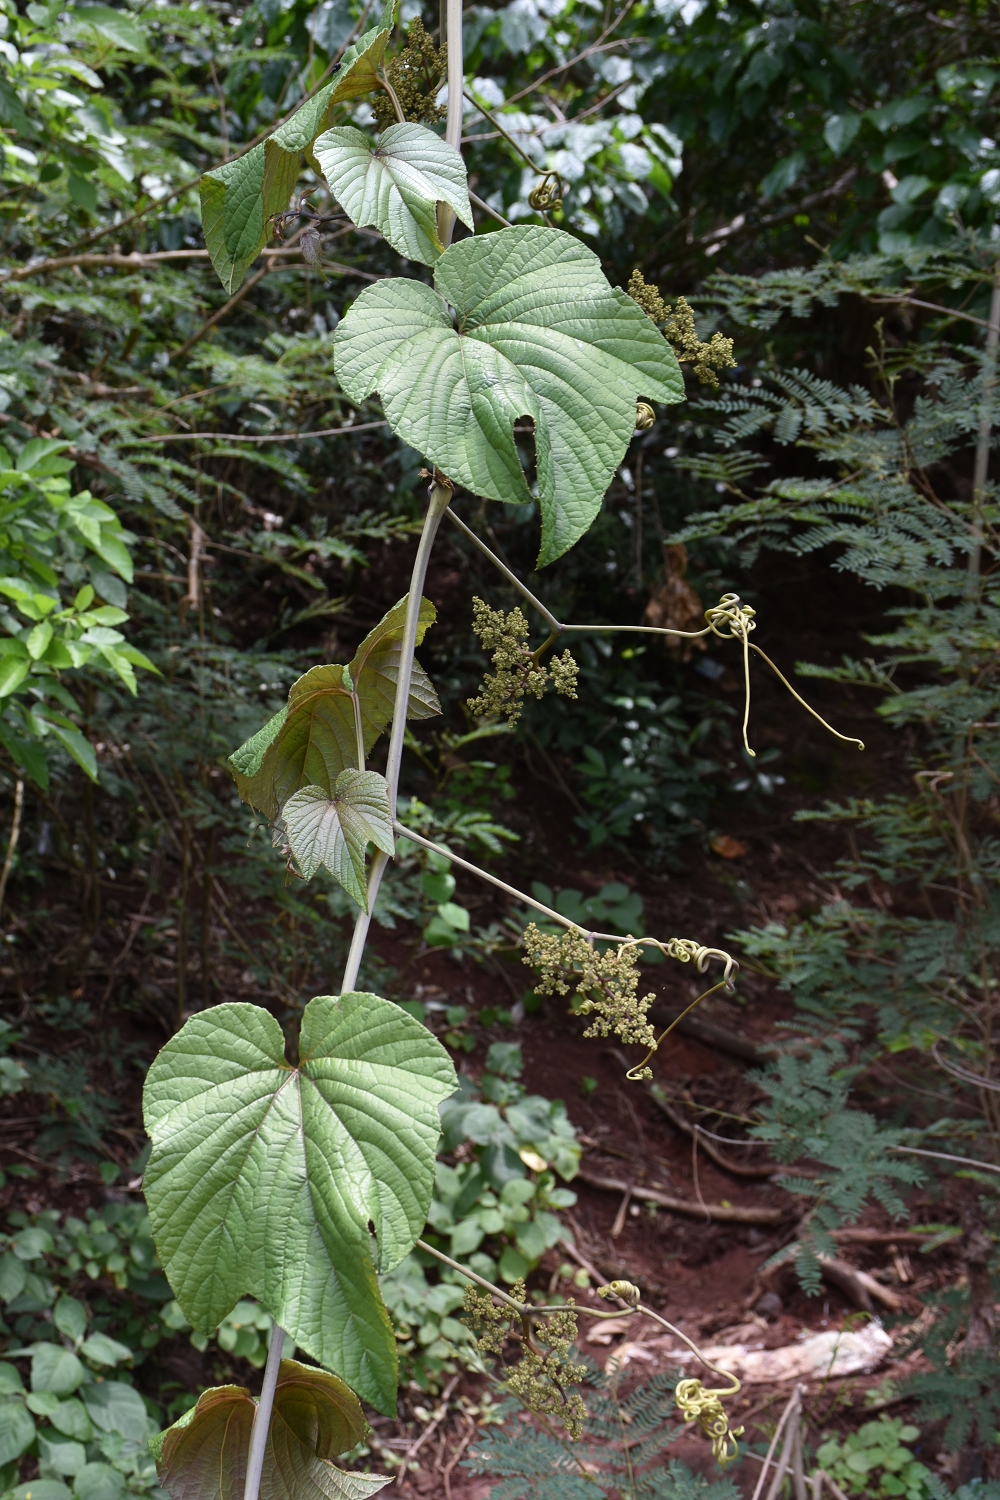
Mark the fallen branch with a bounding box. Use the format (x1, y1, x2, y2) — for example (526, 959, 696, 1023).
(819, 1256, 905, 1314)
(576, 1167, 786, 1224)
(830, 1226, 960, 1247)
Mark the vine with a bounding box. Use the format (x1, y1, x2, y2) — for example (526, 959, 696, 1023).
(131, 4, 868, 1495)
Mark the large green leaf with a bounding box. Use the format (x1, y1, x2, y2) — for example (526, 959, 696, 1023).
(230, 594, 440, 819)
(201, 141, 301, 296)
(142, 995, 457, 1414)
(282, 771, 394, 907)
(313, 123, 473, 265)
(333, 225, 685, 565)
(229, 706, 288, 789)
(199, 0, 396, 293)
(278, 0, 398, 151)
(151, 1362, 390, 1500)
(0, 1400, 35, 1467)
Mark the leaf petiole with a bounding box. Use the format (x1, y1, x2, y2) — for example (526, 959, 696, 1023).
(415, 1237, 527, 1314)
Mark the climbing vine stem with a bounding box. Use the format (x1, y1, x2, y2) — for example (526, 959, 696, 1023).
(242, 1324, 288, 1500)
(339, 479, 452, 994)
(239, 483, 454, 1500)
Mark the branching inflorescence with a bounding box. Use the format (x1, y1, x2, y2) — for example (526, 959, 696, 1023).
(522, 924, 658, 1056)
(462, 1282, 588, 1438)
(455, 510, 863, 762)
(628, 270, 737, 389)
(468, 597, 579, 726)
(372, 18, 447, 130)
(522, 923, 741, 1080)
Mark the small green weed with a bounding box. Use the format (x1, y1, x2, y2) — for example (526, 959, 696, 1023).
(815, 1417, 933, 1500)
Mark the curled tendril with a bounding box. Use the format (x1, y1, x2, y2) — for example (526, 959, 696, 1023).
(635, 400, 656, 430)
(528, 172, 566, 212)
(598, 1280, 641, 1307)
(596, 1279, 742, 1467)
(703, 592, 864, 759)
(620, 938, 739, 1081)
(675, 1378, 744, 1468)
(704, 593, 759, 758)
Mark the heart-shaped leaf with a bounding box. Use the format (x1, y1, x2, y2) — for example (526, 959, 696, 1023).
(200, 0, 396, 292)
(143, 994, 457, 1414)
(230, 594, 440, 819)
(229, 706, 288, 798)
(282, 771, 394, 906)
(150, 1361, 391, 1500)
(333, 225, 684, 565)
(200, 141, 302, 296)
(314, 123, 473, 265)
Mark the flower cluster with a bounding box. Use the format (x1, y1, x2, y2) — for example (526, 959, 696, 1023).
(372, 18, 447, 131)
(462, 1284, 587, 1439)
(467, 598, 578, 726)
(522, 924, 657, 1068)
(628, 270, 736, 389)
(461, 1282, 513, 1356)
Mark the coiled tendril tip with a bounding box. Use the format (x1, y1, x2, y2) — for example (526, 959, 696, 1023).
(624, 940, 739, 1081)
(598, 1279, 641, 1307)
(704, 593, 864, 757)
(676, 1378, 744, 1468)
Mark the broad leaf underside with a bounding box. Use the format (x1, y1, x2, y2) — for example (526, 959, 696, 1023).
(332, 225, 685, 565)
(152, 1361, 391, 1499)
(282, 770, 395, 906)
(199, 0, 396, 292)
(314, 122, 473, 265)
(230, 594, 440, 820)
(142, 995, 457, 1413)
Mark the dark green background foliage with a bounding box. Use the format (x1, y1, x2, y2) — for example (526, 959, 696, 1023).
(1, 0, 999, 1489)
